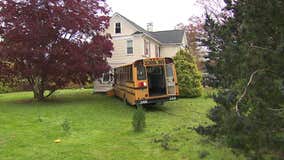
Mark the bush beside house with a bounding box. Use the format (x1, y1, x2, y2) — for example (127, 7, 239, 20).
(0, 82, 11, 94)
(174, 49, 202, 97)
(0, 80, 30, 94)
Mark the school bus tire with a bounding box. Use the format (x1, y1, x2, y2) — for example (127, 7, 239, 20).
(123, 95, 129, 105)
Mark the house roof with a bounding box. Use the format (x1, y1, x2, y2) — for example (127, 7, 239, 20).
(150, 30, 185, 44)
(113, 12, 185, 45)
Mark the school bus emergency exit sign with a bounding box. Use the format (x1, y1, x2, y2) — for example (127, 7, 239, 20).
(143, 58, 165, 66)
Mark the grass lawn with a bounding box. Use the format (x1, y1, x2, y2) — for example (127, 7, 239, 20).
(0, 89, 244, 160)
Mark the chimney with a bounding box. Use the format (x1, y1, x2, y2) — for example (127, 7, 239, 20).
(147, 22, 153, 32)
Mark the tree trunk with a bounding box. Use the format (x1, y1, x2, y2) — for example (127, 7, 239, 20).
(28, 76, 56, 101)
(31, 77, 45, 101)
(33, 83, 45, 101)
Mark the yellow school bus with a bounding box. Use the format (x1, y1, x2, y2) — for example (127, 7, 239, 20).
(113, 57, 179, 105)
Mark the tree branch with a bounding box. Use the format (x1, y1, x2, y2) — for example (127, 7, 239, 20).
(267, 108, 284, 111)
(235, 69, 266, 116)
(45, 88, 56, 98)
(249, 44, 275, 52)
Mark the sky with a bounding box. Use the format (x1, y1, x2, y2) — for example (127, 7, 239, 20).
(106, 0, 205, 31)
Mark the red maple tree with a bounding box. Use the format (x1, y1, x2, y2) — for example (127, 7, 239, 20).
(0, 0, 113, 100)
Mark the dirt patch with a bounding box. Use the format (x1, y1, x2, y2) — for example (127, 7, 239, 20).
(12, 98, 36, 104)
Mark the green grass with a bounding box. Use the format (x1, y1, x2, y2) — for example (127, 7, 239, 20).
(0, 89, 244, 160)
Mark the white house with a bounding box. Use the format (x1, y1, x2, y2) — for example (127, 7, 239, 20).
(94, 12, 187, 92)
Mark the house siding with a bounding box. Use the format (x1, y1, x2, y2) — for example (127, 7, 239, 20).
(107, 35, 162, 68)
(160, 45, 181, 57)
(108, 35, 145, 67)
(105, 15, 137, 37)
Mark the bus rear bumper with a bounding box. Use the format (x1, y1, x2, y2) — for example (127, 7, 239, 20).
(136, 96, 177, 105)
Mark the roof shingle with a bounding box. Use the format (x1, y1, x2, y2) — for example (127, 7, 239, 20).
(150, 30, 185, 44)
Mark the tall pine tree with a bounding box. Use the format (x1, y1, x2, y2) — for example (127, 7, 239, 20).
(197, 0, 284, 159)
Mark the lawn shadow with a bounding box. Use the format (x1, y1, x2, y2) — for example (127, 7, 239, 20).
(3, 91, 113, 107)
(143, 104, 172, 113)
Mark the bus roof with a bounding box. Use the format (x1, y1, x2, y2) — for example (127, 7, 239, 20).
(133, 57, 173, 64)
(114, 57, 174, 69)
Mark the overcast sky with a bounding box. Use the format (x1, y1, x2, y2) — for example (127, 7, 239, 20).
(106, 0, 205, 31)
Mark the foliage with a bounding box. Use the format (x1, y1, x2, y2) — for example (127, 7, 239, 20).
(132, 105, 146, 132)
(199, 150, 210, 159)
(61, 118, 71, 134)
(174, 49, 203, 97)
(0, 79, 32, 93)
(198, 0, 284, 159)
(196, 0, 228, 20)
(203, 87, 217, 99)
(176, 17, 206, 71)
(0, 82, 12, 94)
(0, 0, 113, 101)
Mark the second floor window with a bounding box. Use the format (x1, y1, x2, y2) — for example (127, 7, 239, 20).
(144, 40, 150, 56)
(127, 40, 133, 54)
(155, 45, 160, 57)
(115, 23, 121, 34)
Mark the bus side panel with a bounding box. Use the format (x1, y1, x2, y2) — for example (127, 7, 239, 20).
(113, 64, 137, 105)
(125, 81, 136, 105)
(126, 91, 136, 105)
(114, 85, 124, 100)
(134, 86, 148, 101)
(114, 82, 136, 105)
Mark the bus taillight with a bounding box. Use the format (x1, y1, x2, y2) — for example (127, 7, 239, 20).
(138, 82, 147, 87)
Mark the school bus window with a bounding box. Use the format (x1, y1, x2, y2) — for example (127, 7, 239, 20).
(166, 64, 173, 77)
(119, 69, 122, 82)
(137, 64, 146, 80)
(103, 73, 110, 82)
(123, 68, 125, 80)
(129, 67, 133, 81)
(121, 68, 124, 81)
(114, 71, 117, 84)
(125, 67, 128, 80)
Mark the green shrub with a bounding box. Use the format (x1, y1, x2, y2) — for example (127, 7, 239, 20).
(174, 49, 203, 97)
(160, 134, 171, 150)
(0, 80, 30, 93)
(61, 119, 71, 133)
(0, 82, 12, 94)
(199, 150, 210, 159)
(132, 105, 146, 132)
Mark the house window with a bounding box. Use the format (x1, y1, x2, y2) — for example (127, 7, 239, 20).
(101, 71, 113, 84)
(155, 45, 160, 57)
(115, 23, 121, 34)
(127, 40, 133, 54)
(144, 40, 150, 56)
(103, 73, 110, 82)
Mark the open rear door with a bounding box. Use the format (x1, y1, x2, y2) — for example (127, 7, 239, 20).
(165, 63, 176, 95)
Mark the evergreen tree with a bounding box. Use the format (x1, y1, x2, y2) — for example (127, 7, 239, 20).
(132, 105, 146, 132)
(197, 0, 284, 159)
(174, 49, 202, 97)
